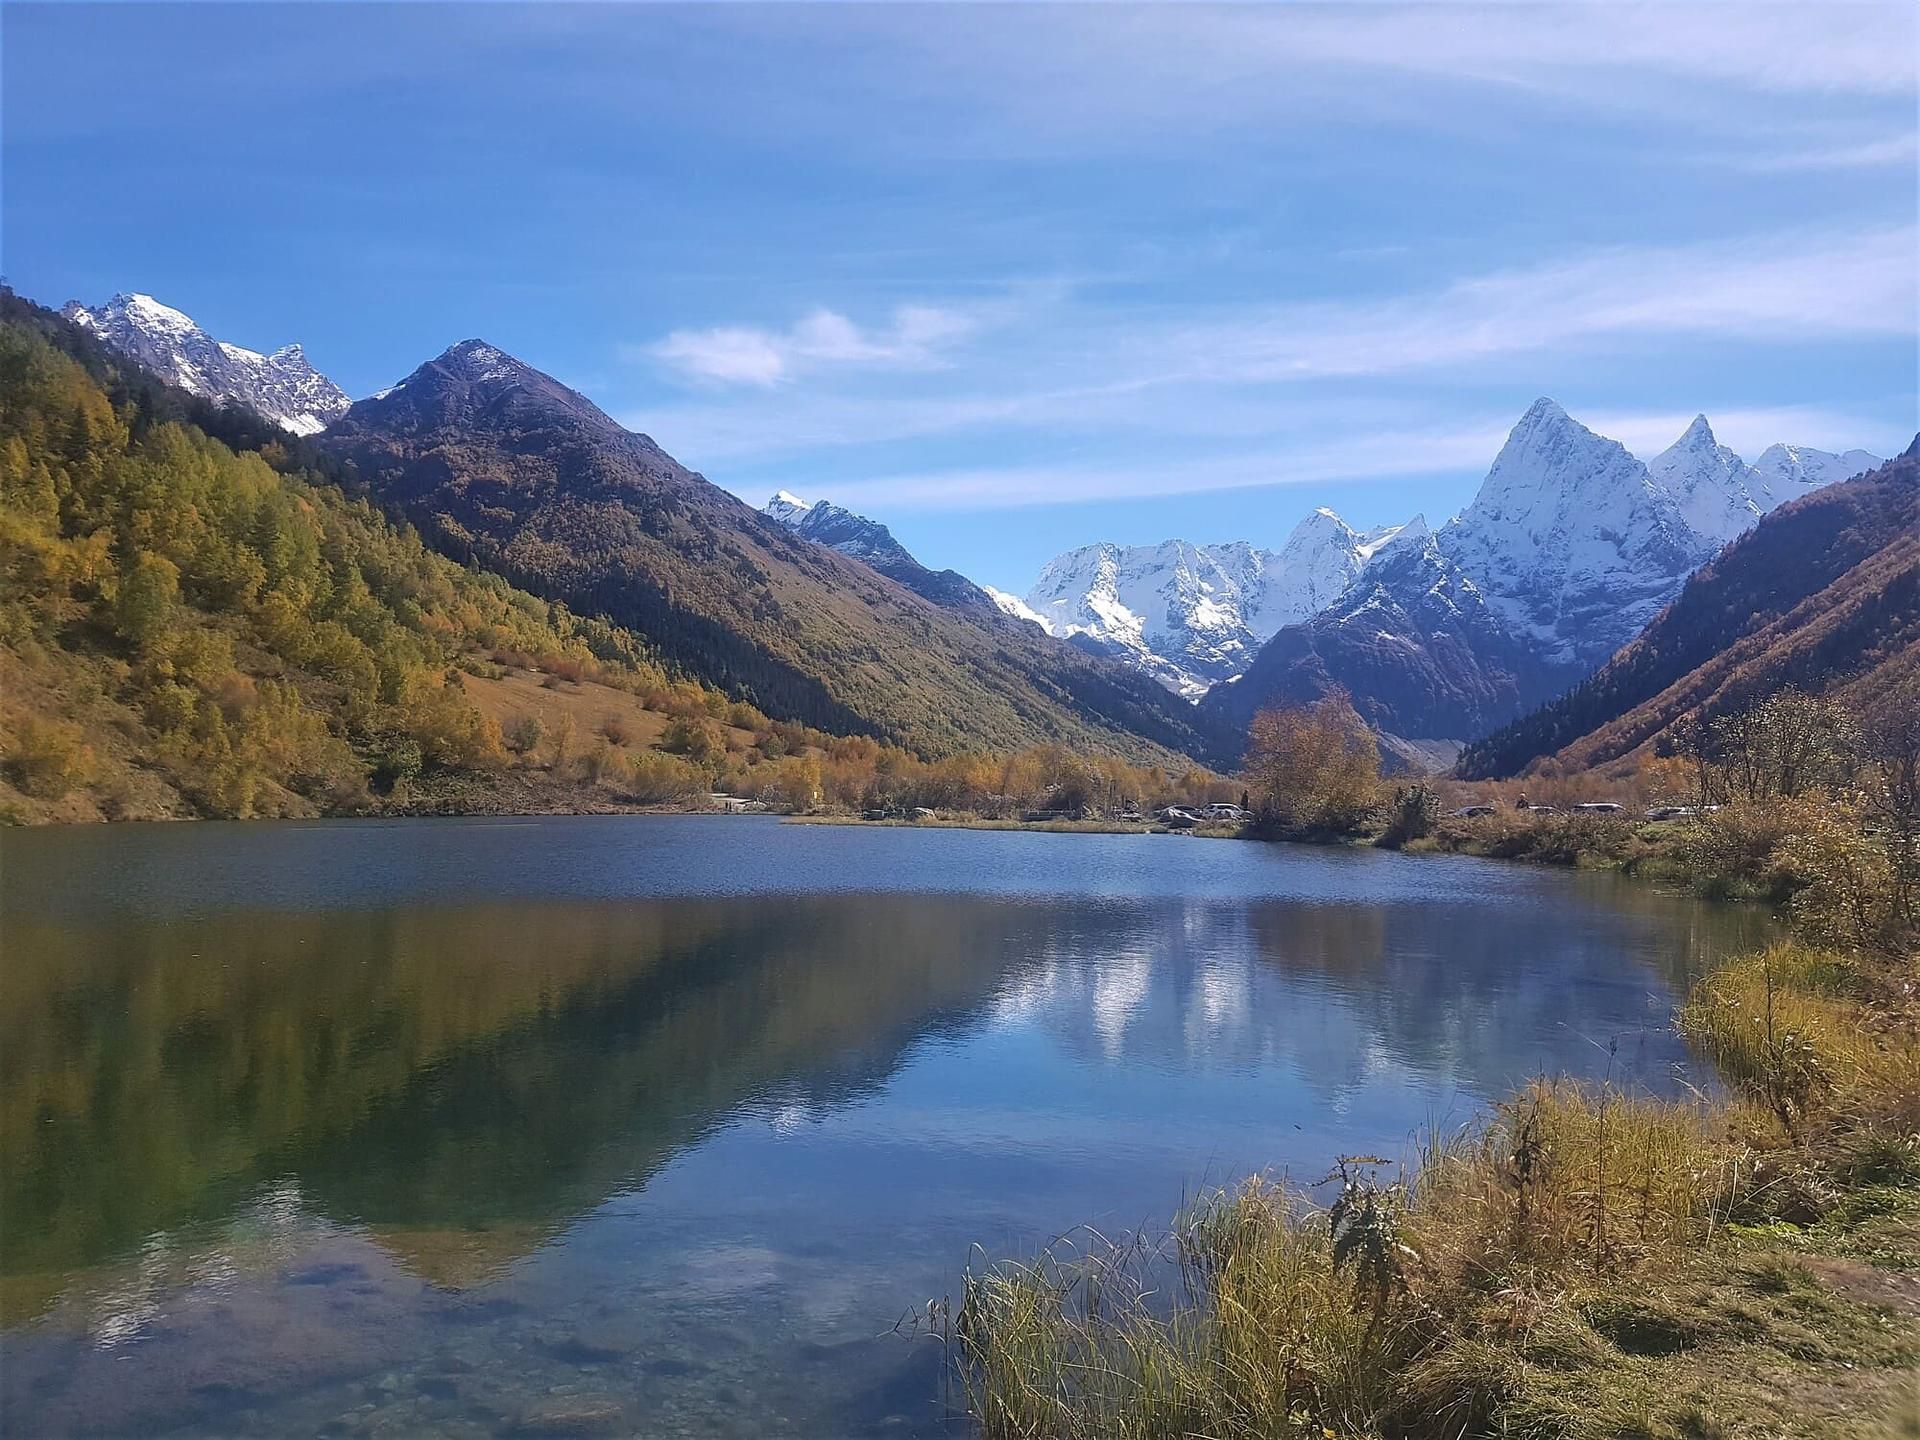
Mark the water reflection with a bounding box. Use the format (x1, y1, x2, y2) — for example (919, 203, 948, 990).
(0, 820, 1771, 1436)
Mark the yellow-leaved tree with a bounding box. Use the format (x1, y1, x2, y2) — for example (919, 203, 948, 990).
(1244, 690, 1381, 835)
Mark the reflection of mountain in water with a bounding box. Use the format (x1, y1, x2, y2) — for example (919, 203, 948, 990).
(1, 880, 1769, 1317)
(995, 889, 1771, 1106)
(1, 897, 1034, 1303)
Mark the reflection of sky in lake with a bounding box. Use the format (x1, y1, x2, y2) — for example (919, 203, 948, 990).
(0, 817, 1773, 1437)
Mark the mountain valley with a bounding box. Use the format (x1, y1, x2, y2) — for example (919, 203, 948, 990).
(37, 285, 1895, 767)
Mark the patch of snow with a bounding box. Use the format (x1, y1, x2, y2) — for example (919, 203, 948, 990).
(985, 586, 1052, 631)
(764, 490, 813, 525)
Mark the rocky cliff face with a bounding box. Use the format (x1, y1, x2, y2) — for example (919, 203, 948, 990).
(62, 293, 349, 436)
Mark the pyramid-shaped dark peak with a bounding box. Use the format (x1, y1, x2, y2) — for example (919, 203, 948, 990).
(339, 337, 628, 444)
(1901, 432, 1920, 461)
(432, 338, 527, 376)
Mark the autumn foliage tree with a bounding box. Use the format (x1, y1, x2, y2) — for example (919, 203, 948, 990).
(1243, 690, 1381, 835)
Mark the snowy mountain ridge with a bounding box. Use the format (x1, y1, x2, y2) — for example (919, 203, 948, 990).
(758, 490, 1002, 613)
(1014, 404, 1880, 706)
(61, 293, 351, 436)
(1011, 514, 1404, 698)
(1199, 403, 1886, 746)
(1437, 398, 1715, 669)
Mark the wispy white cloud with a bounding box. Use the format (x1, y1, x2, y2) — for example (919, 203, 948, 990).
(628, 224, 1916, 489)
(1163, 226, 1917, 386)
(646, 304, 977, 387)
(795, 421, 1520, 513)
(1226, 4, 1917, 98)
(704, 3, 1917, 165)
(1723, 131, 1920, 172)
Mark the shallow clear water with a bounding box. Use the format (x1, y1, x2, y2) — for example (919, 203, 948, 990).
(0, 815, 1770, 1437)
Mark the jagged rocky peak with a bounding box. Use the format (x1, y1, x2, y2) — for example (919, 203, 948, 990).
(347, 338, 630, 443)
(1646, 413, 1764, 547)
(764, 489, 811, 525)
(1015, 509, 1408, 700)
(62, 291, 350, 436)
(1459, 398, 1661, 531)
(759, 490, 913, 565)
(755, 490, 995, 613)
(435, 338, 528, 381)
(1439, 397, 1710, 665)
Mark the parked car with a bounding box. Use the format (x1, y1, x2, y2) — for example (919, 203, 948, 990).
(1571, 802, 1623, 814)
(1203, 803, 1248, 822)
(1525, 805, 1560, 815)
(1645, 804, 1700, 821)
(1451, 804, 1497, 818)
(1157, 807, 1200, 828)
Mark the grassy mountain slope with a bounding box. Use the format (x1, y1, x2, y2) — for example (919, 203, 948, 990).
(322, 342, 1233, 766)
(1458, 445, 1920, 779)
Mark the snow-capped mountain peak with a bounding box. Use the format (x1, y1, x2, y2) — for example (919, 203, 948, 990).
(1646, 413, 1764, 547)
(1459, 398, 1655, 532)
(1441, 398, 1708, 666)
(61, 292, 350, 436)
(760, 490, 912, 567)
(1747, 443, 1882, 507)
(1018, 512, 1399, 699)
(765, 490, 812, 525)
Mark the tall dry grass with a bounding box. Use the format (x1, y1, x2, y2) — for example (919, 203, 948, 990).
(956, 1084, 1761, 1439)
(955, 942, 1919, 1439)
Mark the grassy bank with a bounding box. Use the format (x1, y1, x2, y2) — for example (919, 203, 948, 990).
(951, 939, 1920, 1438)
(1402, 808, 1706, 880)
(783, 813, 1244, 838)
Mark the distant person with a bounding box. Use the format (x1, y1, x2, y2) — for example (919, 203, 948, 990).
(1515, 793, 1528, 810)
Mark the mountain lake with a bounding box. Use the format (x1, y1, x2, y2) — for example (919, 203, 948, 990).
(0, 815, 1773, 1437)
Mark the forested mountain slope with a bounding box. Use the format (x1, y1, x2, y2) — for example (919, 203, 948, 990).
(1458, 443, 1920, 778)
(0, 306, 719, 821)
(323, 340, 1233, 764)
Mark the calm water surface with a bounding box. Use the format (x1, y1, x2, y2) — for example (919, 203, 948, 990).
(0, 816, 1770, 1437)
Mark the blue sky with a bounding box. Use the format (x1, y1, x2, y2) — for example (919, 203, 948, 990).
(5, 2, 1916, 591)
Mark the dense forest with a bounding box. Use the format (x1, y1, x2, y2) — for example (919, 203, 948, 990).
(0, 314, 699, 819)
